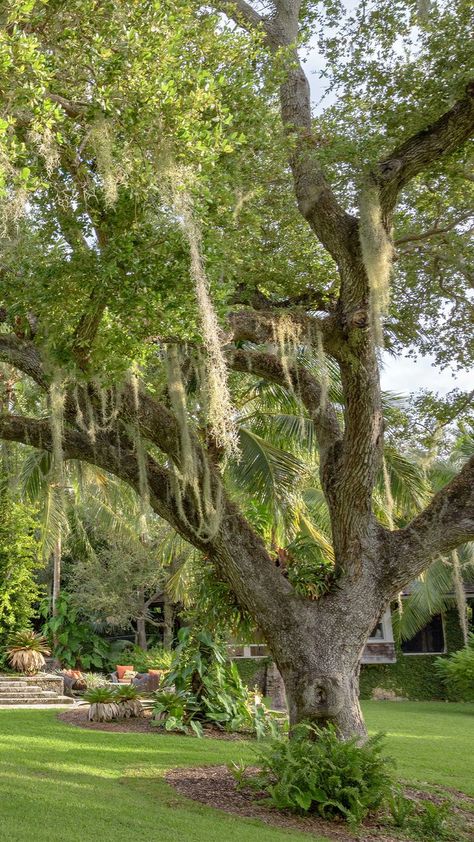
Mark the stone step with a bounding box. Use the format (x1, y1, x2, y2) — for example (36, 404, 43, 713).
(0, 684, 42, 693)
(0, 695, 74, 705)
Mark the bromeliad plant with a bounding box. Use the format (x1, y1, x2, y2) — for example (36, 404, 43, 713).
(6, 630, 51, 675)
(114, 684, 143, 719)
(83, 687, 120, 722)
(150, 627, 275, 737)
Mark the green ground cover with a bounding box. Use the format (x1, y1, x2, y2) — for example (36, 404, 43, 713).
(0, 702, 472, 842)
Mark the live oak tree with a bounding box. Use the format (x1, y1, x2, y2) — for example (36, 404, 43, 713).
(0, 0, 473, 736)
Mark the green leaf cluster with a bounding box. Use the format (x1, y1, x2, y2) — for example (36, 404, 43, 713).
(0, 488, 42, 642)
(238, 723, 394, 827)
(436, 633, 474, 702)
(41, 592, 110, 670)
(151, 626, 276, 737)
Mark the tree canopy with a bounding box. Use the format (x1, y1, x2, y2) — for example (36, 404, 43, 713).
(0, 0, 472, 736)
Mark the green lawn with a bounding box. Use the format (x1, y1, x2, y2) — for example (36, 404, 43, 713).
(0, 702, 472, 842)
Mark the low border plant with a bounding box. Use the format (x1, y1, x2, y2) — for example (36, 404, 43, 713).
(231, 722, 395, 828)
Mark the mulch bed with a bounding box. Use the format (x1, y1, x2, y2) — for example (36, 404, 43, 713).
(57, 707, 248, 739)
(165, 765, 474, 842)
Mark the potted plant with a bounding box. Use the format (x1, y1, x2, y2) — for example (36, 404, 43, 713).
(83, 687, 120, 722)
(115, 685, 143, 719)
(6, 631, 51, 675)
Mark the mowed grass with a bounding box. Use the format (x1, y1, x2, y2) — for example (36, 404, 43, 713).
(363, 700, 474, 796)
(0, 702, 472, 842)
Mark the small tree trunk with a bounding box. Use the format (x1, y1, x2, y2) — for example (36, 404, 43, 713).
(136, 616, 147, 651)
(136, 588, 148, 650)
(163, 595, 174, 650)
(52, 535, 61, 616)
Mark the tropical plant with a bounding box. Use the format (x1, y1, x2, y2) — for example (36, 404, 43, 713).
(0, 488, 43, 642)
(6, 630, 50, 675)
(82, 672, 109, 690)
(127, 645, 173, 674)
(83, 687, 120, 723)
(41, 593, 110, 670)
(151, 687, 196, 734)
(233, 723, 395, 828)
(435, 634, 474, 702)
(150, 627, 274, 737)
(114, 684, 143, 719)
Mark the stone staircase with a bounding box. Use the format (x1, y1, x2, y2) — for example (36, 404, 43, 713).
(0, 673, 74, 706)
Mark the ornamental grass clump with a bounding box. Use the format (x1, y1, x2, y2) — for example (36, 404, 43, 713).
(233, 723, 395, 828)
(6, 630, 50, 675)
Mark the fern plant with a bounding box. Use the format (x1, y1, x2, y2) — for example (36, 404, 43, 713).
(233, 723, 395, 828)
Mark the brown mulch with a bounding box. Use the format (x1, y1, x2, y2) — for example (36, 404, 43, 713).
(57, 707, 248, 739)
(165, 765, 474, 842)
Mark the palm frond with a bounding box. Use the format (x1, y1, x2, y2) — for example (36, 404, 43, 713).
(20, 449, 51, 501)
(393, 559, 454, 642)
(231, 428, 307, 504)
(298, 512, 334, 562)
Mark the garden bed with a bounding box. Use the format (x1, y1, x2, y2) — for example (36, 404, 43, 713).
(166, 764, 474, 842)
(57, 707, 249, 739)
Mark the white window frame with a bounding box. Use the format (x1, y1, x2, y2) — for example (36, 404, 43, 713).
(368, 608, 394, 643)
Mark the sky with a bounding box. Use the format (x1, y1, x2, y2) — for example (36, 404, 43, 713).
(302, 27, 473, 399)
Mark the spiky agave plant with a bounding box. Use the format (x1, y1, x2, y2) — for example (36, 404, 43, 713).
(6, 631, 51, 675)
(114, 684, 143, 719)
(83, 687, 120, 722)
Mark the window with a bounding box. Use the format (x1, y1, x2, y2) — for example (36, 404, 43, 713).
(369, 622, 385, 640)
(249, 644, 268, 657)
(401, 614, 445, 655)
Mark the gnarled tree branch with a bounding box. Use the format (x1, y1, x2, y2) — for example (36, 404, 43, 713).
(217, 0, 354, 263)
(378, 81, 474, 216)
(384, 454, 474, 593)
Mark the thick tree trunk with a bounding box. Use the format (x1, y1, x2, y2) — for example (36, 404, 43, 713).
(280, 654, 366, 740)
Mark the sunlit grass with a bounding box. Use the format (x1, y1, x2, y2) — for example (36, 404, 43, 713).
(0, 702, 472, 841)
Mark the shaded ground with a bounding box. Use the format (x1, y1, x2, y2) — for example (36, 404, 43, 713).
(59, 706, 248, 739)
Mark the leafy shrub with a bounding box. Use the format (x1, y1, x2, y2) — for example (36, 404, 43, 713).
(388, 791, 414, 827)
(0, 493, 42, 641)
(41, 594, 110, 670)
(409, 801, 451, 841)
(234, 723, 395, 827)
(127, 645, 173, 674)
(82, 672, 109, 689)
(150, 627, 276, 737)
(436, 634, 474, 701)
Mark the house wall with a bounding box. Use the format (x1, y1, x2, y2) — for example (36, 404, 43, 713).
(234, 609, 466, 702)
(359, 608, 465, 701)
